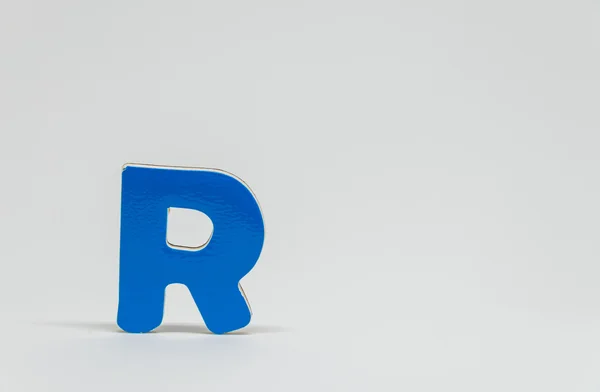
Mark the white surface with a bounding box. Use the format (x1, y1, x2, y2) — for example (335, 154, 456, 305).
(166, 207, 214, 250)
(1, 0, 599, 390)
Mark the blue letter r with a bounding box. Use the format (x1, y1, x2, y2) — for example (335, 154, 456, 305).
(117, 164, 265, 334)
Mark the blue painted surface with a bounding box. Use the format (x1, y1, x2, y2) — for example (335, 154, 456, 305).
(117, 164, 265, 334)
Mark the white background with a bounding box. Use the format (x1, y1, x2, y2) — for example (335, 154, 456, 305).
(1, 0, 599, 390)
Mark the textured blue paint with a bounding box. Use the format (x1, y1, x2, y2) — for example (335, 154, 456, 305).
(117, 164, 265, 334)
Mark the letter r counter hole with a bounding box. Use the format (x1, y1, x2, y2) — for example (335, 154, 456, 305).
(166, 207, 214, 251)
